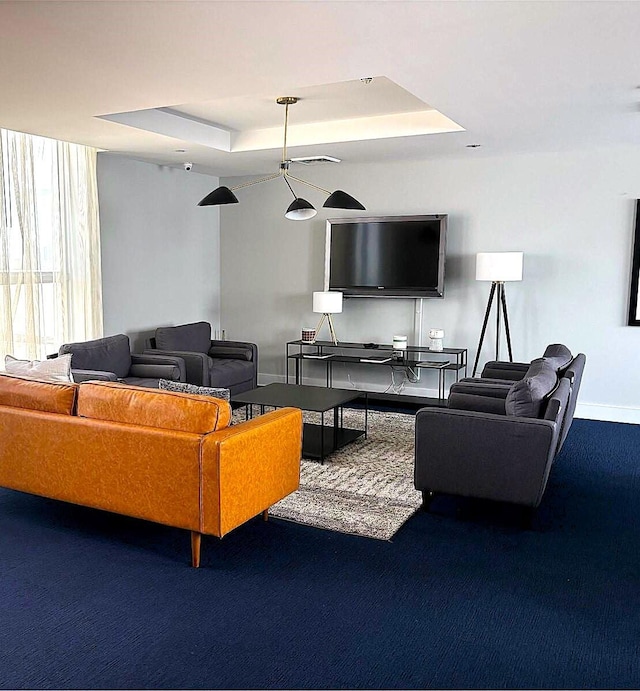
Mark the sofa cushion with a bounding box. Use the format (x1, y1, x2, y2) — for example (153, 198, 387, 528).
(505, 358, 558, 418)
(542, 343, 573, 373)
(5, 353, 73, 383)
(159, 378, 230, 402)
(155, 321, 211, 354)
(0, 372, 78, 415)
(59, 334, 132, 379)
(77, 381, 231, 434)
(208, 358, 255, 388)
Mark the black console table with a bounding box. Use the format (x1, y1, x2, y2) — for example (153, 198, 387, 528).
(285, 340, 467, 406)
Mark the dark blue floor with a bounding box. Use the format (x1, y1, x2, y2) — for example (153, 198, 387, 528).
(1, 418, 640, 689)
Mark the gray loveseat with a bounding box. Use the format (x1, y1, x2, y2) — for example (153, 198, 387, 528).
(414, 344, 586, 520)
(145, 321, 258, 396)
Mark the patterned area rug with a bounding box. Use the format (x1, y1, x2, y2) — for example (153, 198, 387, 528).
(233, 407, 421, 540)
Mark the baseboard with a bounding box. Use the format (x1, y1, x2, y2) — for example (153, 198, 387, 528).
(575, 403, 640, 425)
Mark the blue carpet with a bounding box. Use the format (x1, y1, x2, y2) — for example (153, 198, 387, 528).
(1, 418, 640, 689)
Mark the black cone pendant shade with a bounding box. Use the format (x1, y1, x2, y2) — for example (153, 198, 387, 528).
(285, 198, 317, 221)
(323, 190, 366, 210)
(198, 186, 239, 206)
(198, 98, 364, 218)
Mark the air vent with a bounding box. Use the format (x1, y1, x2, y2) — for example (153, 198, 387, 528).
(289, 155, 341, 166)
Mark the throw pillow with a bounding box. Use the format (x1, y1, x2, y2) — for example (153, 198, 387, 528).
(158, 378, 230, 402)
(505, 358, 558, 418)
(4, 353, 73, 383)
(542, 343, 573, 373)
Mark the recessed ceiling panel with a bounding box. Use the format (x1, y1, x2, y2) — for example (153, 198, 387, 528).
(97, 77, 463, 155)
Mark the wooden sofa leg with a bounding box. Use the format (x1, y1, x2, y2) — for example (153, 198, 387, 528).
(262, 509, 269, 521)
(191, 531, 202, 568)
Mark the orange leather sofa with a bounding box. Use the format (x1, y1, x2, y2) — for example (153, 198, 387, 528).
(0, 374, 302, 566)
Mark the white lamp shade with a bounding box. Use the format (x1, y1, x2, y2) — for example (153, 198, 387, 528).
(476, 252, 523, 282)
(313, 291, 343, 314)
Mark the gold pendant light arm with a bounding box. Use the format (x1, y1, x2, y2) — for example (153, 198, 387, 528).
(276, 96, 298, 164)
(230, 171, 282, 191)
(283, 102, 289, 163)
(199, 96, 362, 216)
(284, 171, 331, 195)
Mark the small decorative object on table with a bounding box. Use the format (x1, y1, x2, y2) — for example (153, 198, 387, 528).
(392, 334, 407, 359)
(392, 335, 408, 349)
(301, 327, 316, 343)
(429, 328, 445, 351)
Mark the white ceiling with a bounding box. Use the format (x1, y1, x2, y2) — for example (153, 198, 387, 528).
(2, 1, 640, 178)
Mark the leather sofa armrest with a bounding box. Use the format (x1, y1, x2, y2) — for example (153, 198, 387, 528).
(414, 407, 558, 507)
(480, 361, 530, 381)
(131, 353, 186, 382)
(143, 349, 209, 386)
(200, 407, 302, 537)
(72, 369, 118, 383)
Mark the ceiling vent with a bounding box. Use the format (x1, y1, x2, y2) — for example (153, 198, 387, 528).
(289, 155, 341, 166)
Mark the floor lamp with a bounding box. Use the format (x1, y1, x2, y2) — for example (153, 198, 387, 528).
(472, 252, 524, 376)
(312, 291, 343, 345)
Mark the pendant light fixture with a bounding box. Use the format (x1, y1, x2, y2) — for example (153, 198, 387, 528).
(198, 97, 365, 220)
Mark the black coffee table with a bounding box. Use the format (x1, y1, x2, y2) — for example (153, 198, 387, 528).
(232, 383, 367, 463)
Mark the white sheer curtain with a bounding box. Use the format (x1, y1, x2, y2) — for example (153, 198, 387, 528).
(0, 129, 103, 360)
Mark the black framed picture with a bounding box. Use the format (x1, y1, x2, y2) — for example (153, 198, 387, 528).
(628, 200, 640, 326)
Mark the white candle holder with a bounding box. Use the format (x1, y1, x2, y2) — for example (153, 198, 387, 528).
(429, 328, 444, 351)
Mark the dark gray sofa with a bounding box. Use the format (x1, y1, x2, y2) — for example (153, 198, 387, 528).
(145, 321, 258, 396)
(414, 346, 586, 518)
(58, 334, 186, 387)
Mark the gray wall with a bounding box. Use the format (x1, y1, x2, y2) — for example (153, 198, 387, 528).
(220, 147, 640, 423)
(97, 155, 221, 351)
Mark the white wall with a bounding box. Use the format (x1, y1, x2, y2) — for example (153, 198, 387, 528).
(220, 147, 640, 423)
(97, 155, 221, 351)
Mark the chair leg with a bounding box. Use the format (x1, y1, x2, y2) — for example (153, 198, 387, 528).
(262, 509, 269, 521)
(421, 490, 435, 512)
(191, 531, 202, 568)
(520, 506, 536, 530)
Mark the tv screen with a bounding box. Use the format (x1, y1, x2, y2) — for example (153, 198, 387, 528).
(325, 214, 447, 298)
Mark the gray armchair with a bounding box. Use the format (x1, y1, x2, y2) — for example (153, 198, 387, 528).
(145, 321, 258, 395)
(450, 344, 586, 453)
(415, 354, 577, 521)
(59, 334, 186, 388)
(415, 378, 570, 512)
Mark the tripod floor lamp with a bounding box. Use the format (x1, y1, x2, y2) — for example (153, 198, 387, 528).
(312, 291, 343, 345)
(472, 252, 524, 376)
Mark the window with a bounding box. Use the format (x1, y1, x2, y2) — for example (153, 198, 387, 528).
(0, 128, 103, 360)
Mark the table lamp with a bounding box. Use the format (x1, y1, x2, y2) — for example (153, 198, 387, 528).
(472, 252, 523, 376)
(312, 291, 343, 345)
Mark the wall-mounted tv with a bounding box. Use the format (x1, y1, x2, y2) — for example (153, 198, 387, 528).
(324, 214, 448, 298)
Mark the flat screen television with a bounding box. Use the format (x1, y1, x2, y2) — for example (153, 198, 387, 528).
(324, 214, 448, 298)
